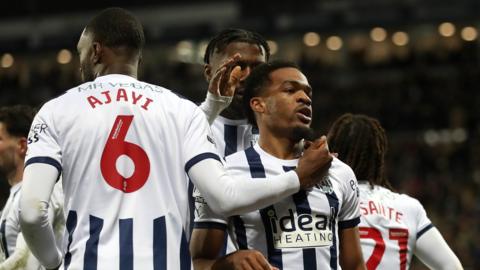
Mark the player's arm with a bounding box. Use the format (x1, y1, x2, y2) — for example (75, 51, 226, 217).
(19, 163, 62, 269)
(187, 136, 332, 217)
(339, 227, 366, 270)
(414, 227, 463, 270)
(199, 54, 241, 124)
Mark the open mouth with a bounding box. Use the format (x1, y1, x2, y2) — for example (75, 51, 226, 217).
(296, 107, 312, 124)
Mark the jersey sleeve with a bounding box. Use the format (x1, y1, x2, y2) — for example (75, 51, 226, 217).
(192, 186, 229, 231)
(338, 163, 361, 229)
(183, 106, 222, 171)
(412, 198, 433, 239)
(24, 100, 62, 174)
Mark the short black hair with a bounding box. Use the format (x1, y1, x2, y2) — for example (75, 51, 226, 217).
(204, 28, 270, 64)
(243, 60, 299, 127)
(0, 105, 36, 138)
(327, 113, 393, 190)
(85, 7, 145, 54)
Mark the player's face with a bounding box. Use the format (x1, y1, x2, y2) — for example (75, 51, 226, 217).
(206, 42, 266, 118)
(0, 123, 21, 178)
(77, 29, 95, 82)
(257, 67, 313, 140)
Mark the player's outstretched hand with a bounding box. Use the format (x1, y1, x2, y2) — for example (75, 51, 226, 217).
(213, 250, 279, 270)
(296, 135, 333, 189)
(208, 53, 242, 97)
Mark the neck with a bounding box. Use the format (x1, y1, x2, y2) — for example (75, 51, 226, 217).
(257, 127, 302, 160)
(97, 62, 138, 78)
(7, 165, 23, 187)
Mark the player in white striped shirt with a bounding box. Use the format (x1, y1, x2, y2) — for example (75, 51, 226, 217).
(199, 28, 270, 157)
(191, 61, 366, 270)
(18, 8, 334, 270)
(0, 105, 64, 270)
(327, 113, 463, 270)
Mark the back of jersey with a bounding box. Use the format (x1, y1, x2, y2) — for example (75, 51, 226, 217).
(26, 74, 218, 270)
(357, 183, 432, 270)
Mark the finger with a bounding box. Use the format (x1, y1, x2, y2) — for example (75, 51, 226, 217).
(252, 253, 272, 270)
(223, 66, 242, 96)
(208, 66, 227, 95)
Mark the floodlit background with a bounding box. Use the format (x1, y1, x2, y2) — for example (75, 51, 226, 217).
(0, 1, 479, 268)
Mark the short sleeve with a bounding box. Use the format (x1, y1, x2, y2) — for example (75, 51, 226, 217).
(413, 199, 433, 239)
(183, 106, 222, 173)
(338, 165, 361, 229)
(24, 100, 62, 174)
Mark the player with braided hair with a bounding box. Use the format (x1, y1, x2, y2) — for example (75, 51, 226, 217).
(328, 113, 463, 270)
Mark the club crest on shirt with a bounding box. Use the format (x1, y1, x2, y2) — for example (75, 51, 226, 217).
(316, 176, 334, 194)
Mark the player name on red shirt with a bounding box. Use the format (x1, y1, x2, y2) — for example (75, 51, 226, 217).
(360, 200, 403, 222)
(86, 88, 153, 110)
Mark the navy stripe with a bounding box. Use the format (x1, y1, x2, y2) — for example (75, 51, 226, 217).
(185, 152, 221, 173)
(221, 230, 228, 256)
(338, 217, 360, 230)
(224, 124, 237, 156)
(119, 219, 133, 270)
(284, 166, 317, 270)
(417, 223, 434, 239)
(25, 156, 62, 174)
(246, 148, 282, 268)
(64, 211, 78, 270)
(193, 222, 227, 231)
(0, 220, 9, 258)
(259, 207, 283, 269)
(188, 179, 194, 238)
(244, 147, 266, 178)
(84, 215, 103, 270)
(326, 192, 339, 270)
(232, 216, 248, 249)
(180, 230, 191, 270)
(153, 216, 167, 270)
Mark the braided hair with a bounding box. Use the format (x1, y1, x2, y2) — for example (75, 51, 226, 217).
(204, 28, 270, 64)
(327, 113, 393, 190)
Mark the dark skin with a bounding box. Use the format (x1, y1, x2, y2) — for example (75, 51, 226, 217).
(204, 42, 266, 120)
(190, 68, 361, 270)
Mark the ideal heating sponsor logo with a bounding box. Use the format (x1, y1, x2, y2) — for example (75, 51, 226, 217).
(268, 208, 337, 249)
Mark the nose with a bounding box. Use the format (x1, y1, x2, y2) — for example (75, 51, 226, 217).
(297, 91, 312, 106)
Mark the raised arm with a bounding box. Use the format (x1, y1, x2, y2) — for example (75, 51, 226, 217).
(187, 136, 332, 217)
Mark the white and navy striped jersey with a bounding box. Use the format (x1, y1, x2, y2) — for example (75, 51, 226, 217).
(195, 144, 361, 269)
(25, 74, 221, 270)
(0, 182, 64, 269)
(0, 183, 21, 259)
(358, 183, 433, 270)
(211, 116, 258, 157)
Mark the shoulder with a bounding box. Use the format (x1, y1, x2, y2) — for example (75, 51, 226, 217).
(329, 157, 356, 182)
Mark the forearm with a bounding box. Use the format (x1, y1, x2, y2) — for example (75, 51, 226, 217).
(188, 159, 299, 216)
(199, 92, 232, 125)
(19, 163, 62, 269)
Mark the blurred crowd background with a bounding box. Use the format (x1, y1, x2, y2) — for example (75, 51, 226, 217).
(0, 0, 479, 268)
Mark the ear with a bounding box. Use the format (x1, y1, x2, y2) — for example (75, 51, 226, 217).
(204, 64, 212, 82)
(91, 42, 103, 64)
(17, 137, 28, 157)
(250, 97, 266, 114)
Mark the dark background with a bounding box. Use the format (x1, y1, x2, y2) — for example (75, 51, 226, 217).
(0, 0, 479, 268)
